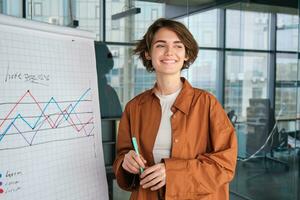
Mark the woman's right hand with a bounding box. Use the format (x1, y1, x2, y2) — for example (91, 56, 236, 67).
(122, 150, 147, 174)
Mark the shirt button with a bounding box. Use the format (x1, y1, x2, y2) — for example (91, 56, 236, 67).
(172, 114, 176, 119)
(174, 139, 179, 143)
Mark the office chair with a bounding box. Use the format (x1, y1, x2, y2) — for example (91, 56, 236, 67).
(227, 110, 237, 127)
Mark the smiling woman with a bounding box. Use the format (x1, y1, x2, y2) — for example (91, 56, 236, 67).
(113, 18, 237, 200)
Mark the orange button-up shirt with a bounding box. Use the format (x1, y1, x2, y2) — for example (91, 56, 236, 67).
(113, 78, 237, 200)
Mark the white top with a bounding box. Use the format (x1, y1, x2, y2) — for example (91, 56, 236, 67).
(153, 88, 181, 164)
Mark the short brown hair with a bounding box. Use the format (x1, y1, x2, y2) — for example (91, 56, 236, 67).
(134, 18, 198, 72)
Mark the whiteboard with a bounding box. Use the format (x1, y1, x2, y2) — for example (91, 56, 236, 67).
(0, 14, 108, 200)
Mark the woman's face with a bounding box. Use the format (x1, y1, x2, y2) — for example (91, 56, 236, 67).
(146, 28, 188, 76)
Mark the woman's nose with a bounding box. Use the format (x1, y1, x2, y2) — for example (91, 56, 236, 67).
(165, 46, 174, 55)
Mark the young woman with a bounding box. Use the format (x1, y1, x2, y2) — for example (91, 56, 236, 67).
(113, 18, 237, 200)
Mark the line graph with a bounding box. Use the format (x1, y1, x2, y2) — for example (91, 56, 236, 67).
(0, 88, 95, 150)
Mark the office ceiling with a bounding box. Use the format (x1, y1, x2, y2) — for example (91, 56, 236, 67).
(225, 2, 298, 15)
(140, 0, 297, 8)
(138, 0, 237, 7)
(138, 0, 298, 14)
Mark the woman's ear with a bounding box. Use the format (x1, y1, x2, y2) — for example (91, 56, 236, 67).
(145, 52, 151, 60)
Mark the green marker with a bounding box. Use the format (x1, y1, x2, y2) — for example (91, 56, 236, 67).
(132, 137, 144, 173)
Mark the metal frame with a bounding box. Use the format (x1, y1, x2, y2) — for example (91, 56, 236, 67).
(268, 13, 276, 111)
(218, 8, 226, 104)
(22, 0, 26, 18)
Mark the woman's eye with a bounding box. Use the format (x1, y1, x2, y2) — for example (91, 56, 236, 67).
(175, 45, 183, 48)
(156, 44, 165, 48)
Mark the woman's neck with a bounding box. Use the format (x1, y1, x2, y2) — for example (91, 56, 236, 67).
(155, 75, 182, 95)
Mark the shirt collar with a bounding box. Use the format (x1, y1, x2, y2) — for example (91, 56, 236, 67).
(140, 77, 194, 115)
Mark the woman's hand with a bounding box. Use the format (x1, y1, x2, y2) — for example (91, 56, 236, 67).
(140, 163, 166, 191)
(122, 150, 146, 174)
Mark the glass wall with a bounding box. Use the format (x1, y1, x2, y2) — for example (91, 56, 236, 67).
(0, 0, 299, 199)
(225, 51, 269, 159)
(224, 3, 299, 200)
(0, 0, 22, 17)
(226, 10, 270, 50)
(186, 50, 218, 94)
